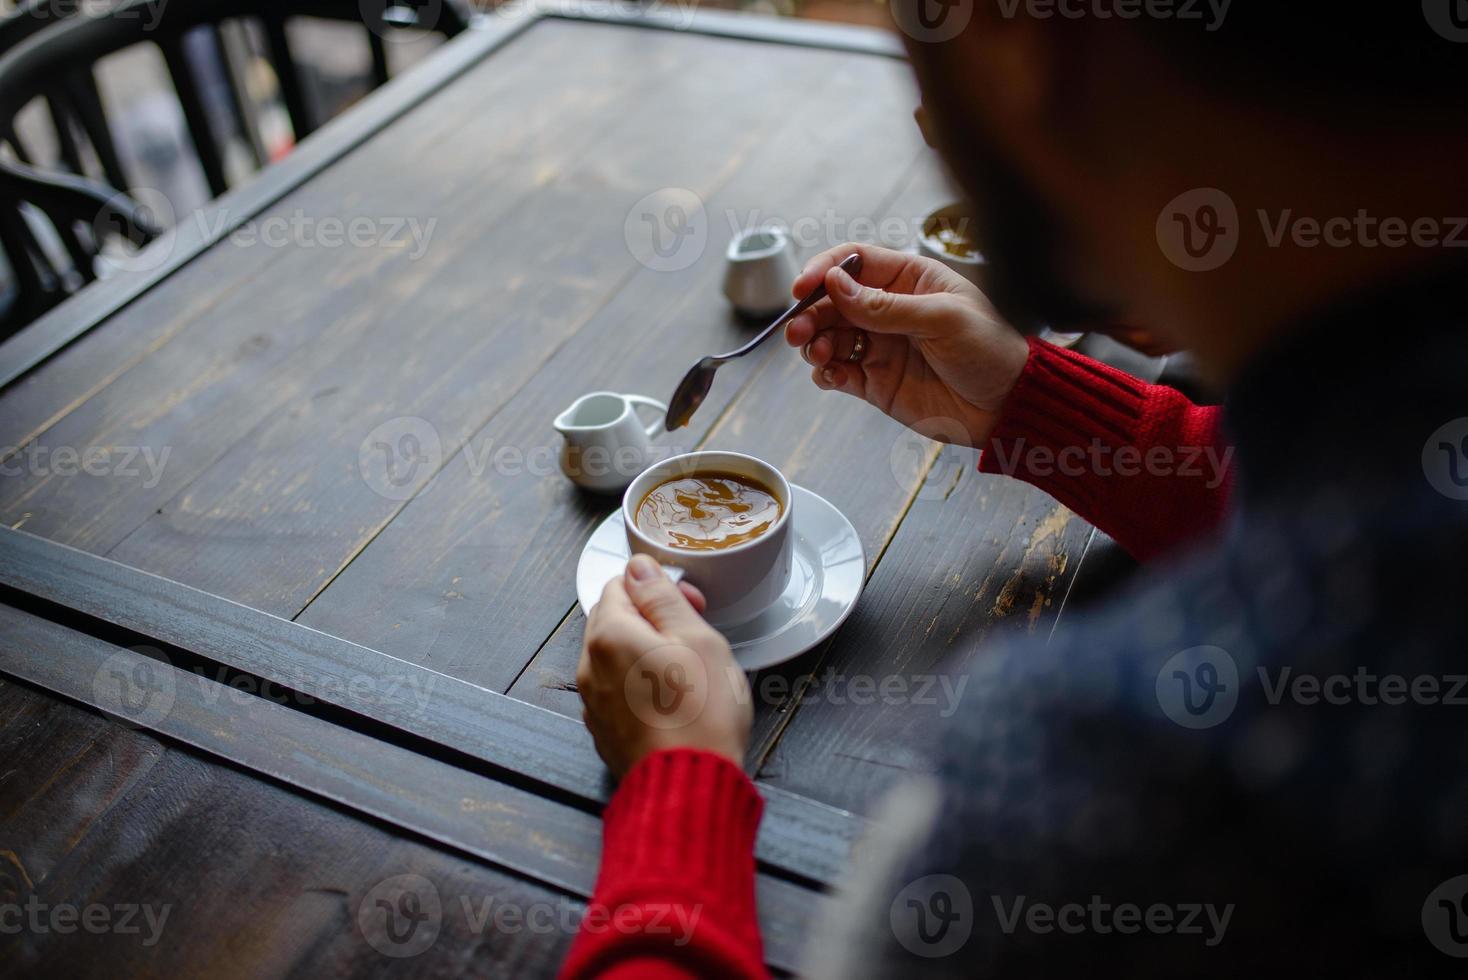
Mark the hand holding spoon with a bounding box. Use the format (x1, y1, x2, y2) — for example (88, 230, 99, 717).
(664, 253, 863, 431)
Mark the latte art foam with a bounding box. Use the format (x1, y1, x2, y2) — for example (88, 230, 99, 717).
(634, 473, 782, 551)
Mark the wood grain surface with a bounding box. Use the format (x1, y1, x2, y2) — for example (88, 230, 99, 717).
(299, 48, 928, 690)
(0, 680, 583, 978)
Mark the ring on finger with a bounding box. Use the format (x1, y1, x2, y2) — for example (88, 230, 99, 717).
(848, 329, 868, 363)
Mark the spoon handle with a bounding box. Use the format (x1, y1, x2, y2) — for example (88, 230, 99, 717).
(714, 253, 862, 362)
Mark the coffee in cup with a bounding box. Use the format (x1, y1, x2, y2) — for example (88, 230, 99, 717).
(623, 451, 793, 627)
(633, 472, 782, 551)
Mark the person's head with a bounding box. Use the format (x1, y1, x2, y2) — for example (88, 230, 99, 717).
(896, 2, 1467, 382)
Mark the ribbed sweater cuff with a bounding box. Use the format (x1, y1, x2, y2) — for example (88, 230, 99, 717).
(598, 748, 764, 902)
(977, 337, 1233, 561)
(561, 750, 766, 977)
(980, 337, 1150, 476)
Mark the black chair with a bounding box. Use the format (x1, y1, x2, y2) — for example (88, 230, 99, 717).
(0, 0, 472, 337)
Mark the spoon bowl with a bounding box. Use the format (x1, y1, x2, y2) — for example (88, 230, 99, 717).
(665, 358, 720, 431)
(664, 252, 861, 431)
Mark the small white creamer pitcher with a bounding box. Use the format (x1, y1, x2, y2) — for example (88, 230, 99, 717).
(555, 391, 667, 494)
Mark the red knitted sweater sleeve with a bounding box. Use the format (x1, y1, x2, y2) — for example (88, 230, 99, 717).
(978, 338, 1234, 561)
(559, 749, 768, 980)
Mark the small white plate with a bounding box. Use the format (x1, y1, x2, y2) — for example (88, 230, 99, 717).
(576, 485, 865, 671)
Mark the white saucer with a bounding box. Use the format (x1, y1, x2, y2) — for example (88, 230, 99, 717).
(576, 485, 865, 671)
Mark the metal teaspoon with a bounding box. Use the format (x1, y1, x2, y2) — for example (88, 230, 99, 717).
(664, 252, 863, 430)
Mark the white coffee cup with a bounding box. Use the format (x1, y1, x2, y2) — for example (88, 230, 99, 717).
(622, 450, 793, 628)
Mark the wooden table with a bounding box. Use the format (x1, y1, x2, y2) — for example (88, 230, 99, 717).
(0, 7, 1102, 974)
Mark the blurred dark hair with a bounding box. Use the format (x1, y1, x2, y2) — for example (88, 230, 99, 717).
(1123, 3, 1464, 109)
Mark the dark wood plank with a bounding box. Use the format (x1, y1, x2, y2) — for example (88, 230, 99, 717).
(100, 32, 840, 618)
(0, 686, 582, 978)
(0, 602, 603, 895)
(507, 158, 956, 720)
(0, 526, 608, 804)
(0, 607, 819, 972)
(0, 22, 704, 554)
(753, 449, 1094, 813)
(0, 525, 864, 887)
(1054, 529, 1139, 615)
(300, 49, 930, 692)
(0, 681, 166, 889)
